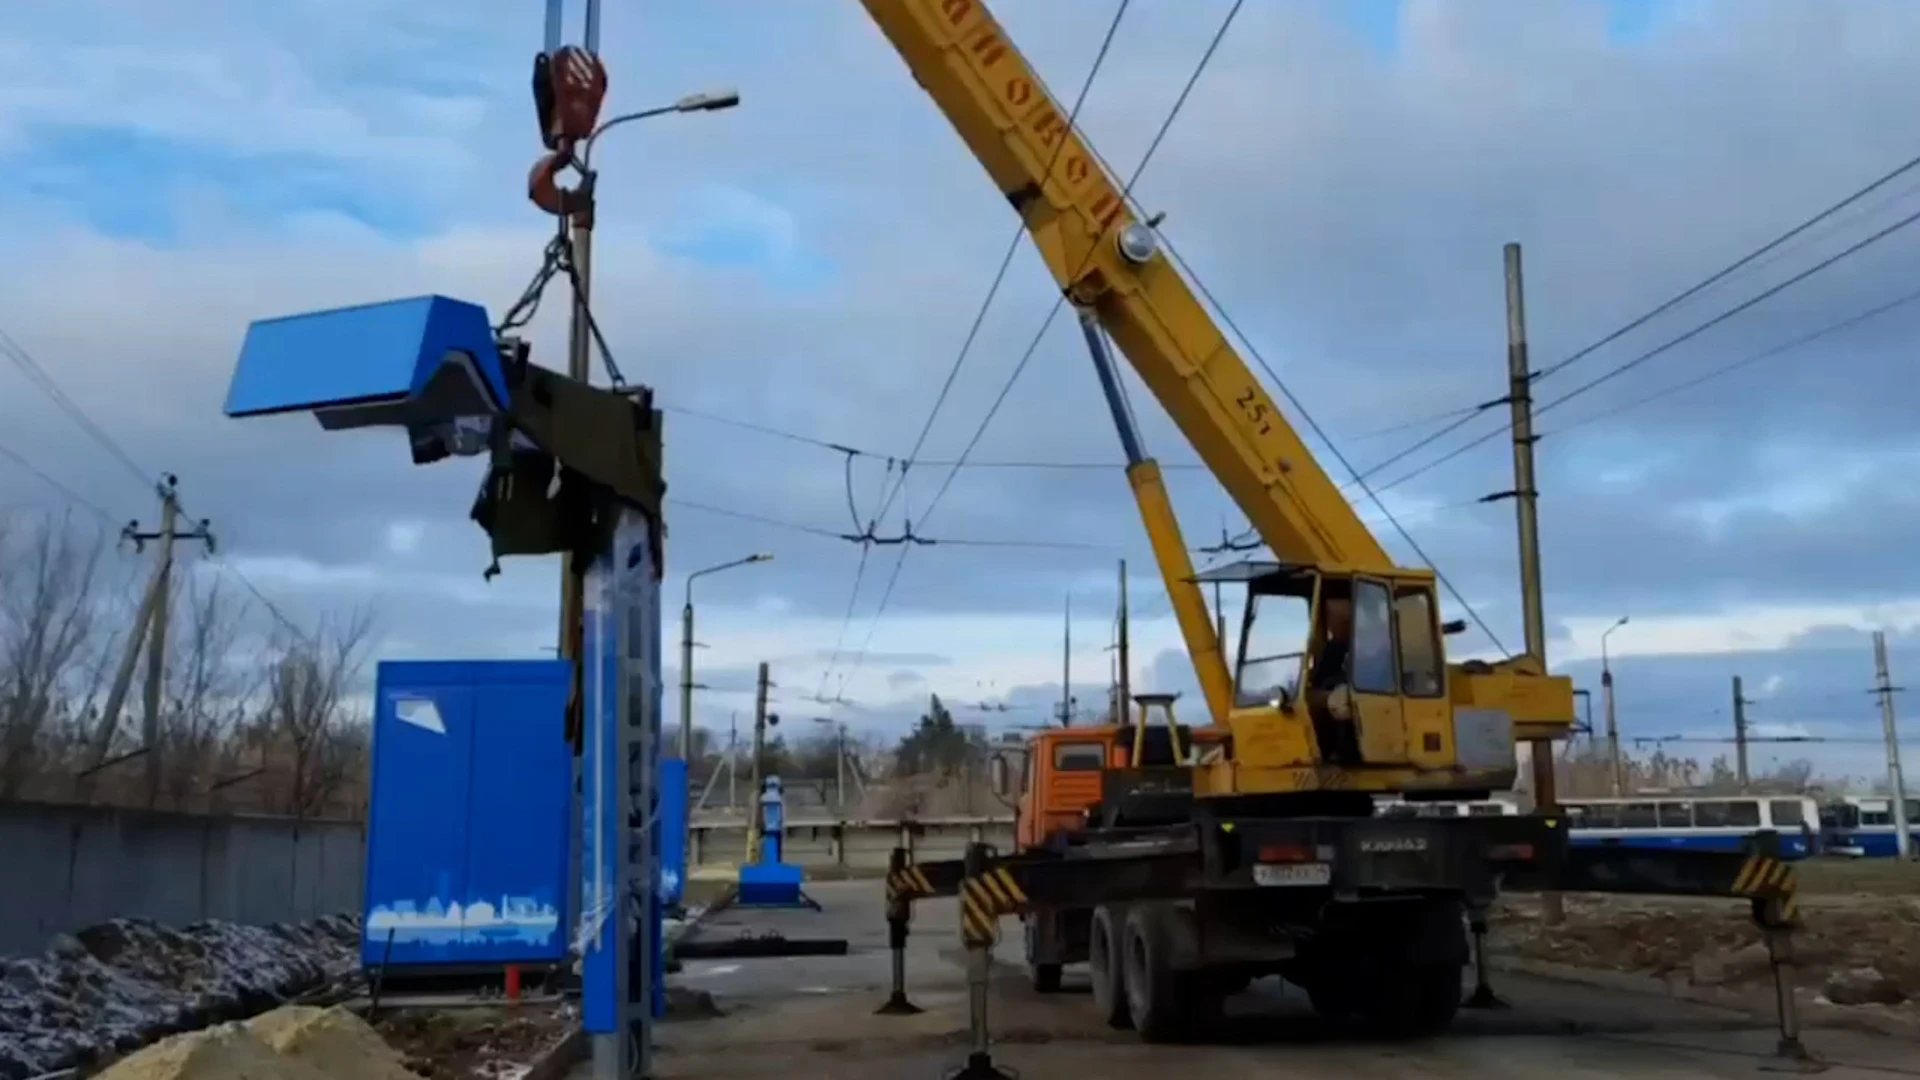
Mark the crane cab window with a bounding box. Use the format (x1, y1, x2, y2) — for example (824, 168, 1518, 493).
(1393, 586, 1444, 698)
(1052, 742, 1106, 772)
(1349, 580, 1398, 696)
(1234, 588, 1310, 709)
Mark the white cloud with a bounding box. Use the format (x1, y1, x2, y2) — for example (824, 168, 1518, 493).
(4, 0, 1920, 776)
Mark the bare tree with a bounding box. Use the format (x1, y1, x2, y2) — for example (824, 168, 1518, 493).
(256, 608, 374, 819)
(157, 575, 256, 808)
(0, 512, 110, 799)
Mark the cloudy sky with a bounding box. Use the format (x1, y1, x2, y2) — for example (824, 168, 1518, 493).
(2, 0, 1917, 785)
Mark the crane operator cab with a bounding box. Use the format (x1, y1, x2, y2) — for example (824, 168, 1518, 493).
(1196, 560, 1466, 786)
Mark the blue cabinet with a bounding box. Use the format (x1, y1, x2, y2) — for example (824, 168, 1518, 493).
(363, 659, 573, 969)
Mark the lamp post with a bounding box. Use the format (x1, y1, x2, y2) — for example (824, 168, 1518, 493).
(1600, 615, 1629, 797)
(553, 82, 742, 718)
(679, 553, 773, 761)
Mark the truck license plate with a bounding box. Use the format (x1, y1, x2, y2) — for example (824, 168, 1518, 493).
(1252, 862, 1331, 887)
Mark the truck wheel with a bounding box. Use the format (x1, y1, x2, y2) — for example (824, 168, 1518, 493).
(1353, 960, 1461, 1038)
(1024, 919, 1064, 993)
(1088, 906, 1131, 1028)
(1122, 904, 1209, 1043)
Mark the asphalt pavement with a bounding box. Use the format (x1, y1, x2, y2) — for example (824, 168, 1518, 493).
(635, 880, 1919, 1079)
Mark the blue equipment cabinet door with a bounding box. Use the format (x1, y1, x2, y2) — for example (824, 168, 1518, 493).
(364, 660, 574, 969)
(463, 665, 573, 964)
(363, 671, 477, 967)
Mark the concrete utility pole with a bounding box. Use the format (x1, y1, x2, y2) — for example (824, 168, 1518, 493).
(86, 474, 214, 807)
(1873, 630, 1911, 860)
(727, 711, 739, 811)
(1732, 675, 1751, 790)
(1059, 594, 1073, 727)
(746, 662, 772, 857)
(1601, 615, 1629, 797)
(1495, 243, 1560, 923)
(1117, 559, 1132, 727)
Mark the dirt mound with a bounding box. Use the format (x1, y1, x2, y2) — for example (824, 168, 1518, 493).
(91, 1021, 333, 1080)
(248, 1006, 421, 1080)
(373, 1004, 575, 1080)
(1493, 893, 1920, 1009)
(0, 916, 360, 1080)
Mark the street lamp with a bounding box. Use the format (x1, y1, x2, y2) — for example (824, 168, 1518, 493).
(1600, 615, 1629, 797)
(583, 89, 743, 165)
(679, 553, 773, 761)
(548, 83, 742, 731)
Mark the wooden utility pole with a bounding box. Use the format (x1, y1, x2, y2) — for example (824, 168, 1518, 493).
(1731, 675, 1751, 790)
(1117, 559, 1131, 727)
(1495, 243, 1561, 922)
(1873, 631, 1911, 860)
(85, 474, 214, 806)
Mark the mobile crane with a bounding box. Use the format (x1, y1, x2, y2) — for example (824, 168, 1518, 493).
(856, 0, 1803, 1050)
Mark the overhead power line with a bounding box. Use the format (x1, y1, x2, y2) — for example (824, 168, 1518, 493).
(1369, 203, 1920, 498)
(1545, 281, 1920, 439)
(0, 326, 154, 492)
(1532, 148, 1920, 384)
(0, 438, 117, 522)
(1348, 148, 1920, 491)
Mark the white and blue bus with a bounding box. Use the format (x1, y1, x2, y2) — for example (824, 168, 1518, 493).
(1559, 794, 1819, 860)
(1819, 796, 1920, 858)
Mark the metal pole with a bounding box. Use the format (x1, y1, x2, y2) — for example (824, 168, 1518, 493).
(747, 663, 770, 860)
(1117, 559, 1131, 727)
(1501, 243, 1559, 923)
(1602, 617, 1627, 796)
(1059, 594, 1072, 727)
(728, 712, 738, 811)
(1874, 630, 1911, 860)
(835, 722, 846, 813)
(679, 600, 695, 759)
(1733, 675, 1750, 791)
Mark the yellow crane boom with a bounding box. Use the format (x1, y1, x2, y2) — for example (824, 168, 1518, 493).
(861, 0, 1573, 799)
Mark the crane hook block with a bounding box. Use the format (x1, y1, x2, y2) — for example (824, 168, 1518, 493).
(538, 45, 607, 149)
(528, 150, 593, 218)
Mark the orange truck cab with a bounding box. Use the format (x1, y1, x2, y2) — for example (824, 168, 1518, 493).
(1007, 713, 1229, 852)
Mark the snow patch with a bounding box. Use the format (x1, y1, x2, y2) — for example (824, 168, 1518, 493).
(0, 914, 360, 1080)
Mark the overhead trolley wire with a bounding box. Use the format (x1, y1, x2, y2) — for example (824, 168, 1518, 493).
(864, 0, 1136, 532)
(814, 0, 1138, 698)
(827, 0, 1244, 698)
(914, 0, 1247, 532)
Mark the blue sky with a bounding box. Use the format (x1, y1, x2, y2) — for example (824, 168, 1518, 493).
(1, 0, 1919, 786)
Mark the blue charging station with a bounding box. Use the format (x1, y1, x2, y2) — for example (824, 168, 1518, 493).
(735, 775, 814, 909)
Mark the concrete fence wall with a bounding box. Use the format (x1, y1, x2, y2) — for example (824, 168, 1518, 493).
(0, 800, 366, 958)
(689, 817, 1017, 873)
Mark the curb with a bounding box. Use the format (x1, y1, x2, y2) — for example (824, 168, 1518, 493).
(521, 1028, 586, 1080)
(1490, 954, 1920, 1041)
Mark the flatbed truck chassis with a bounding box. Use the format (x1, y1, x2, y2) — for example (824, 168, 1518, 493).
(878, 811, 1808, 1069)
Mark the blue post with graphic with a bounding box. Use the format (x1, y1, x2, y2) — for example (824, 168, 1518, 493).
(736, 774, 809, 908)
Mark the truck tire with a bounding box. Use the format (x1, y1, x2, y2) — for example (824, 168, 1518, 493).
(1121, 904, 1219, 1042)
(1088, 906, 1131, 1029)
(1355, 959, 1461, 1038)
(1024, 918, 1063, 993)
(1322, 897, 1466, 1038)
